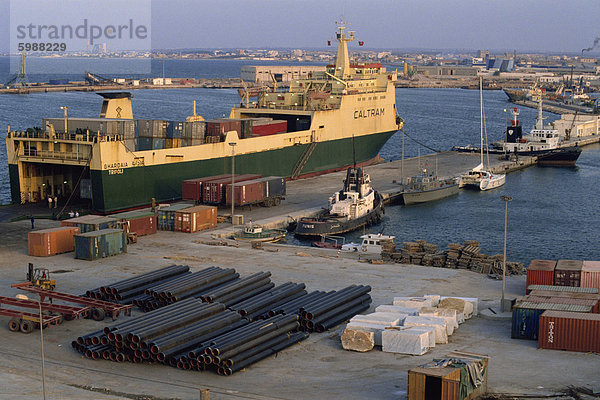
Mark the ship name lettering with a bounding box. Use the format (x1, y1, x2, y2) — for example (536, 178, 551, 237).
(109, 169, 123, 175)
(132, 159, 145, 166)
(104, 162, 128, 169)
(353, 108, 385, 119)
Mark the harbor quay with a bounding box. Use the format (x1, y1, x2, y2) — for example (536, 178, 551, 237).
(1, 145, 599, 399)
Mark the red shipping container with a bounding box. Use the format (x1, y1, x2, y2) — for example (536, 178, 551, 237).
(206, 119, 242, 137)
(225, 180, 265, 206)
(181, 174, 232, 201)
(252, 120, 287, 136)
(123, 215, 157, 236)
(581, 261, 600, 292)
(555, 259, 583, 287)
(203, 174, 261, 204)
(526, 260, 556, 290)
(28, 226, 81, 256)
(173, 205, 217, 233)
(524, 295, 599, 314)
(538, 310, 600, 353)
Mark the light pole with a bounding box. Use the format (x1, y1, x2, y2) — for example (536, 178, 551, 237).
(501, 195, 512, 312)
(16, 294, 46, 400)
(228, 142, 237, 225)
(60, 106, 68, 134)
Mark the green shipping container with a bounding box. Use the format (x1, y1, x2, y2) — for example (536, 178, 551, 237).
(74, 228, 127, 260)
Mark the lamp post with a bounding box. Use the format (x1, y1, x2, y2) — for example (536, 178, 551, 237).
(501, 195, 512, 312)
(16, 294, 46, 400)
(60, 106, 68, 134)
(228, 142, 237, 225)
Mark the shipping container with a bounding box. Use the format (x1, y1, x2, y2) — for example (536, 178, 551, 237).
(205, 119, 242, 138)
(407, 351, 488, 400)
(526, 284, 598, 295)
(166, 121, 184, 138)
(43, 118, 134, 138)
(252, 119, 288, 136)
(173, 206, 217, 233)
(165, 138, 183, 148)
(225, 180, 265, 206)
(111, 210, 157, 236)
(512, 301, 592, 340)
(137, 119, 166, 138)
(202, 174, 261, 204)
(581, 261, 600, 292)
(74, 229, 127, 260)
(261, 176, 286, 203)
(61, 215, 118, 233)
(538, 310, 600, 353)
(554, 259, 583, 287)
(181, 174, 232, 201)
(157, 202, 195, 231)
(526, 259, 556, 290)
(524, 295, 599, 313)
(183, 121, 206, 139)
(28, 226, 80, 257)
(136, 137, 154, 151)
(152, 138, 166, 150)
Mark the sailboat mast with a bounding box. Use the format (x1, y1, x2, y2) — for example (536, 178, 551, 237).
(479, 76, 484, 166)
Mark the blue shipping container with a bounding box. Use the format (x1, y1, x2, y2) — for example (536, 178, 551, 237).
(511, 307, 544, 340)
(136, 137, 153, 151)
(74, 228, 127, 261)
(263, 176, 286, 199)
(166, 121, 184, 138)
(152, 138, 165, 150)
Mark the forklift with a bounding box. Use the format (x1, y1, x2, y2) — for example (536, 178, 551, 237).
(26, 263, 55, 291)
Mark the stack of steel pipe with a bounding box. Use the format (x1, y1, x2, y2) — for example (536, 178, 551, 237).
(146, 267, 239, 304)
(85, 265, 191, 302)
(200, 271, 273, 306)
(299, 285, 372, 333)
(228, 282, 307, 320)
(191, 314, 307, 375)
(265, 290, 334, 317)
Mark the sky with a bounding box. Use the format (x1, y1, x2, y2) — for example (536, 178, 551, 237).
(1, 0, 600, 54)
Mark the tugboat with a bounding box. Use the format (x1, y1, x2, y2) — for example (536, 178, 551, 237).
(294, 167, 384, 237)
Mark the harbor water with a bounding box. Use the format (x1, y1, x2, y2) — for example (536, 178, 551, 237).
(1, 59, 599, 263)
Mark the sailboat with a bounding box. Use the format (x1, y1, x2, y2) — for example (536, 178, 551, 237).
(459, 77, 506, 191)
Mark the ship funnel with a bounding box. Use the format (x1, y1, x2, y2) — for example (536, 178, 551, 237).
(98, 92, 133, 119)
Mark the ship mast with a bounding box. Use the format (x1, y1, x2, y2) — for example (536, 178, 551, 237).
(334, 20, 355, 79)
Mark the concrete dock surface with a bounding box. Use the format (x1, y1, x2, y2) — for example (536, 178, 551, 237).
(1, 215, 599, 399)
(1, 141, 599, 399)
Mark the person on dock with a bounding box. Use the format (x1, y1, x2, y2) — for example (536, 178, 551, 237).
(53, 196, 58, 209)
(47, 196, 52, 209)
(30, 215, 34, 229)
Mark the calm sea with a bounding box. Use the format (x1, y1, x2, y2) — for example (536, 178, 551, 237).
(1, 58, 599, 263)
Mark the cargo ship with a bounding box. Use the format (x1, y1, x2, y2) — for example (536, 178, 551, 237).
(6, 22, 402, 213)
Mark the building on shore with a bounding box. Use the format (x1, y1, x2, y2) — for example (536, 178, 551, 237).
(241, 65, 327, 83)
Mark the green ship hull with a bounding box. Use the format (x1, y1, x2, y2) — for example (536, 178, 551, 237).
(91, 130, 395, 212)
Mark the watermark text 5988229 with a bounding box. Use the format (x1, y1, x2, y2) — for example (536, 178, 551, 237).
(9, 0, 151, 75)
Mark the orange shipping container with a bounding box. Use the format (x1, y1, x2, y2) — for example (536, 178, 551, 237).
(581, 261, 600, 292)
(28, 226, 81, 257)
(174, 206, 217, 233)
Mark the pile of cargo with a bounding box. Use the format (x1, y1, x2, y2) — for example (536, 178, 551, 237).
(383, 240, 524, 275)
(26, 211, 164, 259)
(341, 295, 477, 355)
(513, 259, 600, 353)
(181, 173, 286, 207)
(75, 266, 371, 375)
(135, 117, 288, 151)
